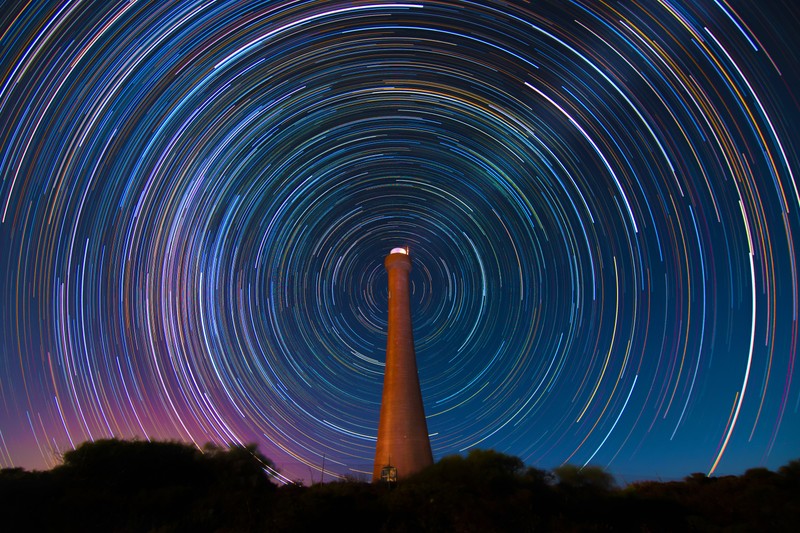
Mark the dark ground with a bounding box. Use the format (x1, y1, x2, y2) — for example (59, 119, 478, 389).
(1, 439, 798, 532)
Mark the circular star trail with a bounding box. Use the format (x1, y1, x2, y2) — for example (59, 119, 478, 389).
(1, 0, 798, 482)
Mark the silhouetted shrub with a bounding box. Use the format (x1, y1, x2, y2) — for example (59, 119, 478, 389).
(1, 441, 797, 532)
(553, 463, 616, 491)
(1, 439, 279, 532)
(59, 438, 205, 489)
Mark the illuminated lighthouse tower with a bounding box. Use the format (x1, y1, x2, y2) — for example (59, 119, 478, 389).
(373, 247, 433, 482)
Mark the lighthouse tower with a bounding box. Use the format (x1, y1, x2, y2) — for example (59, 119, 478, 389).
(373, 247, 433, 481)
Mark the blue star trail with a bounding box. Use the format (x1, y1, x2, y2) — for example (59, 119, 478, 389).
(1, 0, 798, 483)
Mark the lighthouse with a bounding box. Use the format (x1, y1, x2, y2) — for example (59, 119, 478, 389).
(373, 247, 433, 481)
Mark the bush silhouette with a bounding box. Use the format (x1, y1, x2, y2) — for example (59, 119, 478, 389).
(1, 440, 798, 532)
(2, 438, 278, 532)
(59, 438, 204, 489)
(553, 463, 616, 491)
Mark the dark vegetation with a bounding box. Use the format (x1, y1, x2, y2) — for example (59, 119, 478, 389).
(1, 439, 797, 532)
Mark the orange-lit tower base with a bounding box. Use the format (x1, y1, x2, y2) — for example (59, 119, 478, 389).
(373, 248, 433, 481)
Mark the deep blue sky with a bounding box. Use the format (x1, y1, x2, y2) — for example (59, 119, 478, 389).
(1, 0, 798, 484)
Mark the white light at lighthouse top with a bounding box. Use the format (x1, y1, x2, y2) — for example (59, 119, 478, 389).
(390, 247, 408, 255)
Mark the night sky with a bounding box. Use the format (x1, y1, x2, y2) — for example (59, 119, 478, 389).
(1, 0, 798, 484)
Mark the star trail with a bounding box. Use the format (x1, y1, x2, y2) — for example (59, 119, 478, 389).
(1, 0, 798, 483)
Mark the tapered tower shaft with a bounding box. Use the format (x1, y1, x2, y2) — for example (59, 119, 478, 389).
(373, 248, 433, 481)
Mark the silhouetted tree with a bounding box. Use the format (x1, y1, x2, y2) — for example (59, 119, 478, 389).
(59, 438, 204, 488)
(381, 449, 546, 532)
(1, 441, 797, 532)
(553, 464, 616, 491)
(779, 458, 800, 485)
(3, 438, 278, 532)
(202, 442, 278, 490)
